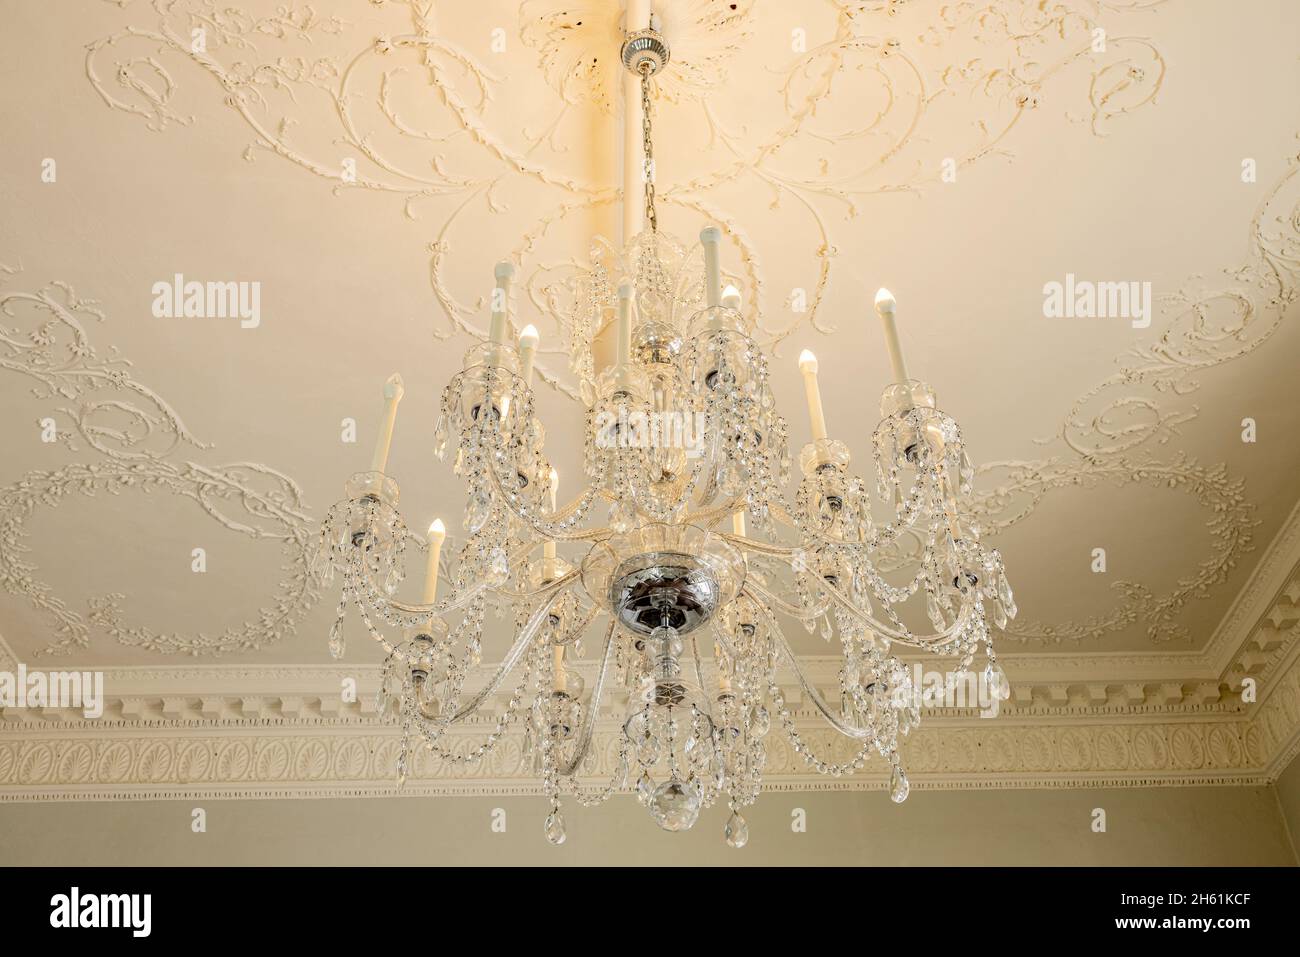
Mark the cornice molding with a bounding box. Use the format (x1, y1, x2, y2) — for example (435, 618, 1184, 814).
(2, 645, 1298, 802)
(0, 714, 1275, 803)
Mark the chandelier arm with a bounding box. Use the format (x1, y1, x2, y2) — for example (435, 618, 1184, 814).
(350, 553, 490, 624)
(741, 575, 834, 619)
(479, 542, 584, 599)
(418, 640, 540, 757)
(448, 581, 576, 723)
(554, 599, 600, 645)
(482, 442, 613, 542)
(743, 574, 971, 650)
(554, 617, 618, 777)
(630, 460, 711, 523)
(708, 615, 743, 664)
(808, 574, 975, 651)
(747, 593, 871, 741)
(563, 736, 632, 808)
(733, 534, 965, 640)
(716, 531, 804, 558)
(684, 498, 748, 527)
(765, 483, 933, 552)
(770, 679, 881, 774)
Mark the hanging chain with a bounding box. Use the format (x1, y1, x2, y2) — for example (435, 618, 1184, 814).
(640, 62, 657, 233)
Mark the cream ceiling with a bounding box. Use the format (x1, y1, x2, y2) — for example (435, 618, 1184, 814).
(1, 0, 1299, 801)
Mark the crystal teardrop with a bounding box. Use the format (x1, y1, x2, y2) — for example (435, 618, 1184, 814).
(636, 771, 654, 805)
(889, 765, 910, 803)
(544, 811, 566, 845)
(984, 660, 1011, 701)
(724, 811, 749, 848)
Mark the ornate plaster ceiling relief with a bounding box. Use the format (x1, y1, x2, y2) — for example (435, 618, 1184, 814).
(1, 0, 1298, 804)
(0, 267, 322, 658)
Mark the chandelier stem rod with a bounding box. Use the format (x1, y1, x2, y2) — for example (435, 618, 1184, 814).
(621, 0, 652, 243)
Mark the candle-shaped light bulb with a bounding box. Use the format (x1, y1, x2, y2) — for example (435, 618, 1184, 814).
(701, 226, 722, 309)
(798, 349, 828, 442)
(518, 324, 539, 384)
(721, 284, 741, 311)
(874, 287, 910, 384)
(423, 518, 446, 603)
(488, 261, 515, 346)
(369, 373, 405, 474)
(616, 282, 633, 368)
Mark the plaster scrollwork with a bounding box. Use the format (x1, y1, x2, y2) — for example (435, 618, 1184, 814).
(83, 0, 1171, 377)
(0, 271, 207, 460)
(972, 455, 1258, 645)
(981, 149, 1299, 644)
(1041, 151, 1300, 459)
(0, 267, 321, 657)
(47, 0, 1297, 654)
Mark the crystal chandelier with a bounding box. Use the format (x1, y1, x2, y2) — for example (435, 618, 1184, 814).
(318, 20, 1014, 847)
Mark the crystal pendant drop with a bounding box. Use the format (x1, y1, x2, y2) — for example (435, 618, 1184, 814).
(465, 493, 491, 533)
(544, 810, 567, 845)
(650, 778, 702, 831)
(889, 765, 910, 803)
(984, 660, 1011, 701)
(724, 811, 749, 848)
(636, 770, 654, 805)
(992, 598, 1008, 629)
(487, 547, 509, 584)
(609, 500, 633, 533)
(926, 591, 946, 631)
(432, 417, 449, 460)
(997, 574, 1018, 619)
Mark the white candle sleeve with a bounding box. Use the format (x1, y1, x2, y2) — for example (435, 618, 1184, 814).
(701, 227, 722, 308)
(518, 324, 539, 384)
(874, 288, 910, 384)
(798, 350, 828, 442)
(369, 373, 405, 473)
(488, 261, 515, 346)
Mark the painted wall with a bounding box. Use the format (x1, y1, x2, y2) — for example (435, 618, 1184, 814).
(1, 784, 1295, 866)
(1276, 752, 1300, 860)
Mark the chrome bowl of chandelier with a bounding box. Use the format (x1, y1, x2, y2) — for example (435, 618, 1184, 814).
(316, 19, 1015, 848)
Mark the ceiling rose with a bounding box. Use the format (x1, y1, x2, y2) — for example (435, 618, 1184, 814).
(318, 9, 1014, 847)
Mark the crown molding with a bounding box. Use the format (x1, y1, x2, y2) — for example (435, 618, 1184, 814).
(2, 640, 1298, 802)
